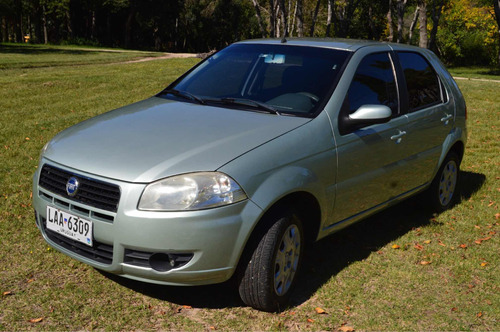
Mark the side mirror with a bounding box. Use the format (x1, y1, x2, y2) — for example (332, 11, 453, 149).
(346, 104, 392, 126)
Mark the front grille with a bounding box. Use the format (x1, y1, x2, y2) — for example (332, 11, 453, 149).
(41, 216, 113, 264)
(39, 164, 120, 212)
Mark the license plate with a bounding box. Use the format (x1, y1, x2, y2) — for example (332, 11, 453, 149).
(46, 206, 93, 247)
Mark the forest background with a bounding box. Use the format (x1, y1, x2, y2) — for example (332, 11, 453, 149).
(1, 0, 500, 67)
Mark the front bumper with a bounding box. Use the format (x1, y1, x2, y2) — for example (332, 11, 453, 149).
(33, 160, 262, 286)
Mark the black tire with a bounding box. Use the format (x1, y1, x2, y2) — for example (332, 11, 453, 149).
(238, 211, 303, 312)
(429, 151, 460, 212)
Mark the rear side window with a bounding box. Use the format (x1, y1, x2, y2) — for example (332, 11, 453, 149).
(347, 52, 398, 116)
(397, 52, 442, 111)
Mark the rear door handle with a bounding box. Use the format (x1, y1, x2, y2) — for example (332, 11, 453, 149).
(390, 130, 406, 144)
(441, 113, 453, 125)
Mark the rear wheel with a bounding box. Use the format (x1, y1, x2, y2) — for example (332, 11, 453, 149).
(238, 211, 303, 312)
(429, 151, 460, 212)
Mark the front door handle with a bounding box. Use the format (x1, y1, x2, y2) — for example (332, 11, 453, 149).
(390, 130, 407, 144)
(441, 113, 453, 125)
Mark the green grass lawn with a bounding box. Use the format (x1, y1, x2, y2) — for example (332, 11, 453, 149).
(0, 43, 168, 69)
(0, 45, 498, 331)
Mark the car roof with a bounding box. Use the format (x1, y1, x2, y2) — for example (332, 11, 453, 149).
(237, 38, 425, 53)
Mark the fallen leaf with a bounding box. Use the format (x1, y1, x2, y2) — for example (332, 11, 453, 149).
(27, 278, 35, 283)
(315, 307, 326, 314)
(307, 318, 314, 323)
(481, 262, 488, 267)
(29, 317, 44, 323)
(475, 237, 492, 244)
(3, 291, 13, 296)
(423, 240, 431, 244)
(488, 231, 496, 235)
(339, 326, 355, 332)
(209, 327, 216, 330)
(459, 244, 467, 249)
(182, 305, 192, 309)
(477, 312, 483, 318)
(488, 201, 495, 207)
(451, 307, 458, 312)
(420, 261, 431, 265)
(392, 244, 400, 249)
(438, 240, 446, 247)
(474, 225, 481, 229)
(25, 137, 30, 140)
(414, 244, 424, 250)
(495, 213, 500, 220)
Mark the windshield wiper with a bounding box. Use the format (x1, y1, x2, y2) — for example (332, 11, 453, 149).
(211, 97, 281, 115)
(159, 89, 206, 105)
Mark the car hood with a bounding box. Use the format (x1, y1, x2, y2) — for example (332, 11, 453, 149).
(44, 97, 309, 183)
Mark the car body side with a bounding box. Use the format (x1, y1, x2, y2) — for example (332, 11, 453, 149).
(219, 42, 466, 258)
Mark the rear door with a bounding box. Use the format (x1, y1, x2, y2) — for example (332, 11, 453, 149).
(395, 51, 453, 190)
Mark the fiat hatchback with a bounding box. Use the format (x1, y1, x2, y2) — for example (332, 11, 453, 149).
(33, 38, 466, 312)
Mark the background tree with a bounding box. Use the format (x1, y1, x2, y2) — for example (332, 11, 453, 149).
(493, 0, 500, 66)
(0, 0, 498, 67)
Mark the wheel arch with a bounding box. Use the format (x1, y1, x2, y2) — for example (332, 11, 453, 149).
(234, 191, 322, 276)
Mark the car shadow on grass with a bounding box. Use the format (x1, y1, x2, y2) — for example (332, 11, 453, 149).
(102, 170, 485, 310)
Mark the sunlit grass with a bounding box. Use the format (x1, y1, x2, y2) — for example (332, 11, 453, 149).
(0, 45, 498, 330)
(0, 42, 168, 69)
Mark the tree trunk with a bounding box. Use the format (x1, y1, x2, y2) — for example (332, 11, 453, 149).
(42, 5, 48, 44)
(387, 0, 394, 42)
(66, 8, 73, 39)
(396, 0, 407, 43)
(326, 0, 333, 37)
(409, 7, 419, 43)
(290, 0, 298, 36)
(124, 8, 135, 48)
(368, 5, 376, 39)
(19, 13, 24, 43)
(310, 0, 321, 36)
(251, 0, 267, 38)
(493, 0, 500, 67)
(1, 17, 7, 42)
(275, 2, 281, 37)
(428, 0, 444, 53)
(28, 15, 33, 42)
(296, 0, 304, 37)
(418, 0, 428, 48)
(269, 0, 276, 37)
(279, 0, 288, 38)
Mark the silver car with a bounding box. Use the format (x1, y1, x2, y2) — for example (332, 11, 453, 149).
(33, 39, 466, 312)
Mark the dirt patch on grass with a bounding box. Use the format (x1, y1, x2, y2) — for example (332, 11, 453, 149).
(124, 53, 197, 63)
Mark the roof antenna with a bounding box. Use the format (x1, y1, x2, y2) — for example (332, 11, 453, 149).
(281, 32, 287, 44)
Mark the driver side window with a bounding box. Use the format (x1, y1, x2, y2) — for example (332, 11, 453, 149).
(339, 52, 399, 135)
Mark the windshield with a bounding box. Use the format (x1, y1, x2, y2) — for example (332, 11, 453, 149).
(164, 43, 350, 116)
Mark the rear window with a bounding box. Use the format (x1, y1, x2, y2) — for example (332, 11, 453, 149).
(397, 52, 442, 112)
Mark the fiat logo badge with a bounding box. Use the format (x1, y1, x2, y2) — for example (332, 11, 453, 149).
(66, 177, 80, 197)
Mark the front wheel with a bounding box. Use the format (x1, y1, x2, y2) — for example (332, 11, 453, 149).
(429, 151, 460, 212)
(238, 211, 303, 312)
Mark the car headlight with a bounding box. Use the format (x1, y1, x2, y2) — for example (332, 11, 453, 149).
(138, 172, 247, 211)
(38, 142, 50, 164)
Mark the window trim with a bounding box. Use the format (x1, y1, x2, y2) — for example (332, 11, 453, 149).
(395, 51, 445, 113)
